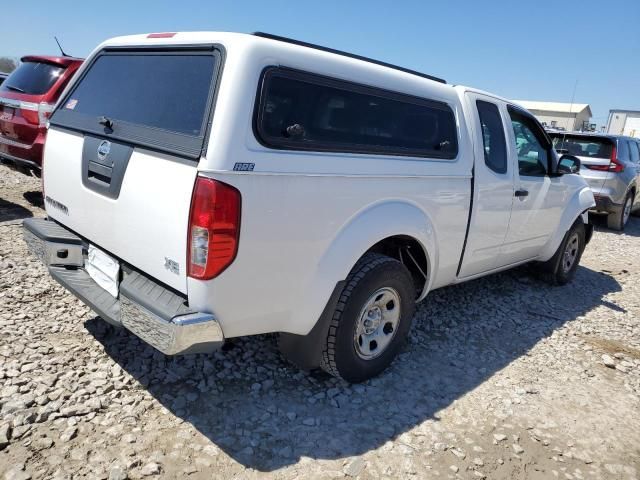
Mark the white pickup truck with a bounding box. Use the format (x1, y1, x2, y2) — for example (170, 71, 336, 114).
(23, 32, 595, 382)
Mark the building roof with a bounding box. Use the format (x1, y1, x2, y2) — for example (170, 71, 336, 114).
(609, 109, 640, 115)
(514, 100, 592, 117)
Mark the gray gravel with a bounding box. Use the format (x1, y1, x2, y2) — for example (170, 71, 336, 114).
(1, 165, 639, 479)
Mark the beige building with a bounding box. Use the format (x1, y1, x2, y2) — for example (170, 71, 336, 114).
(606, 110, 640, 138)
(514, 100, 592, 131)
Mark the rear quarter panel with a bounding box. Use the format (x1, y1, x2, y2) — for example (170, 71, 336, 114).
(187, 173, 470, 337)
(189, 39, 474, 337)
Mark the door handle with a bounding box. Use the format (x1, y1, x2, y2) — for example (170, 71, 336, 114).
(515, 189, 529, 198)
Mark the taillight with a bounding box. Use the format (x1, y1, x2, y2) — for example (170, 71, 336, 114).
(585, 145, 624, 173)
(21, 101, 54, 127)
(38, 103, 54, 126)
(585, 164, 611, 171)
(608, 158, 624, 173)
(187, 177, 241, 279)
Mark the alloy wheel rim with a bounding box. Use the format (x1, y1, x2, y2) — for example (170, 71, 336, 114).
(354, 287, 401, 360)
(562, 232, 580, 274)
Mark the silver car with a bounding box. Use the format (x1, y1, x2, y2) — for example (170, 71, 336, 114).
(550, 132, 640, 230)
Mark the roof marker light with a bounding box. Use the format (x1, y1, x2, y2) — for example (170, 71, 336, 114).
(147, 32, 177, 38)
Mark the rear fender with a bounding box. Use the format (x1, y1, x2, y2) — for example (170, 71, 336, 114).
(279, 200, 436, 369)
(538, 185, 595, 261)
(292, 200, 437, 336)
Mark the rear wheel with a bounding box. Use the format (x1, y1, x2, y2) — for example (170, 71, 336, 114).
(607, 192, 633, 231)
(320, 253, 415, 383)
(540, 219, 586, 286)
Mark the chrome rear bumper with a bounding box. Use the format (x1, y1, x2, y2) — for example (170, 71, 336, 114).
(23, 217, 224, 355)
(120, 297, 224, 355)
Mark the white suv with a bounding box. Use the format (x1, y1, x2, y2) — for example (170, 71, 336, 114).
(24, 32, 594, 382)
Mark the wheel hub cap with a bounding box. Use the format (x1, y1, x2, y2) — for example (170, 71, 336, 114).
(363, 307, 383, 333)
(562, 232, 579, 273)
(354, 287, 401, 360)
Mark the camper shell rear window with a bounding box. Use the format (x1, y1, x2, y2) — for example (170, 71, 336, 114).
(50, 46, 222, 159)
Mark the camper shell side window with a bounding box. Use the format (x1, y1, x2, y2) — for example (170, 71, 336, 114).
(254, 67, 459, 159)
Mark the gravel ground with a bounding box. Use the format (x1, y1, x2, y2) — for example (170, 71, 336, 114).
(1, 164, 639, 480)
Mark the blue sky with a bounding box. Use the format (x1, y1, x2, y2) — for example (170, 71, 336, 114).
(3, 0, 639, 126)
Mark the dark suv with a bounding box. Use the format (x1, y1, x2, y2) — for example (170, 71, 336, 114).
(0, 55, 83, 175)
(550, 132, 640, 230)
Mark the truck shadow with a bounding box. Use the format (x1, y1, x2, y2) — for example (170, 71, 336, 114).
(86, 263, 620, 472)
(0, 197, 33, 223)
(22, 190, 44, 208)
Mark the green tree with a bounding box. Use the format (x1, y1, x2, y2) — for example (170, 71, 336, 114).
(0, 57, 18, 74)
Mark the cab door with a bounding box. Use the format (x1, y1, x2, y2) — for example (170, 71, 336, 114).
(457, 93, 514, 278)
(499, 106, 568, 265)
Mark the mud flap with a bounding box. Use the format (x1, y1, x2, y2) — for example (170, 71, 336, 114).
(278, 281, 346, 370)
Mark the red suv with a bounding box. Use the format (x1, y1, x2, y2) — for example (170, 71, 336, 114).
(0, 55, 83, 175)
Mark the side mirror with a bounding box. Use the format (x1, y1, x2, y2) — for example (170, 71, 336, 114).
(557, 154, 581, 174)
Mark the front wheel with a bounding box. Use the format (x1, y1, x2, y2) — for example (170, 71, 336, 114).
(540, 219, 586, 286)
(320, 253, 416, 383)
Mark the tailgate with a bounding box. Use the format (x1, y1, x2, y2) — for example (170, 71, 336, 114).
(44, 45, 223, 294)
(43, 128, 197, 292)
(0, 96, 41, 147)
(575, 155, 610, 195)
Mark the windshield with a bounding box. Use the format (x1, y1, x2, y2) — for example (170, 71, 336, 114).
(551, 135, 613, 159)
(0, 61, 64, 95)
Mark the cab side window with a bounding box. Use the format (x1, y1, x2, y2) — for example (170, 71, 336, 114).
(508, 109, 550, 177)
(476, 100, 507, 174)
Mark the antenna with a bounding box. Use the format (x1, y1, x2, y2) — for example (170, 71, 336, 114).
(559, 79, 579, 149)
(54, 36, 70, 57)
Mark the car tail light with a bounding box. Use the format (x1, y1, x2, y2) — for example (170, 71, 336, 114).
(187, 177, 241, 280)
(21, 102, 54, 127)
(584, 145, 624, 173)
(608, 156, 624, 173)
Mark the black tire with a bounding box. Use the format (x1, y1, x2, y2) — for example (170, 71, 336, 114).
(630, 194, 640, 217)
(320, 253, 416, 383)
(540, 219, 586, 286)
(607, 192, 633, 231)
